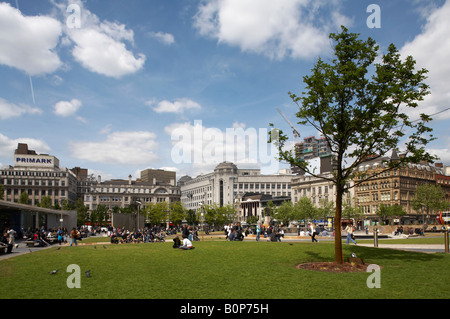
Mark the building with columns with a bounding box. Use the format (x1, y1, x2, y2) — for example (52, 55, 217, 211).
(179, 162, 294, 220)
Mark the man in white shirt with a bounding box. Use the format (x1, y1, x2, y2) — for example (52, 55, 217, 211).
(179, 235, 195, 250)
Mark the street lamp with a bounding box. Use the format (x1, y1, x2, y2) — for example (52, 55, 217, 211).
(136, 200, 142, 231)
(419, 202, 427, 225)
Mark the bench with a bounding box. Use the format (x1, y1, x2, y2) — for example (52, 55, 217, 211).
(0, 246, 6, 254)
(25, 241, 39, 247)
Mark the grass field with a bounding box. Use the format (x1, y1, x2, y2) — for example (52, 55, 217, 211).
(1, 238, 449, 300)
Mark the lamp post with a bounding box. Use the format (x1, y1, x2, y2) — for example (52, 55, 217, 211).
(136, 201, 142, 231)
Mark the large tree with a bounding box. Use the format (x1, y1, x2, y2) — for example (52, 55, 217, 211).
(271, 27, 436, 264)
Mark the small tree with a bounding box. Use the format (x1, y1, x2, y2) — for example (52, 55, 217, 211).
(271, 26, 436, 264)
(169, 201, 186, 226)
(292, 197, 319, 225)
(412, 184, 449, 223)
(38, 196, 52, 208)
(75, 198, 89, 226)
(377, 204, 406, 225)
(274, 200, 294, 226)
(19, 191, 30, 205)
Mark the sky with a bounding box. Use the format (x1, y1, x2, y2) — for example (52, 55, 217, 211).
(1, 0, 449, 181)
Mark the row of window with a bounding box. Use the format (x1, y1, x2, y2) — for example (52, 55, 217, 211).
(358, 191, 399, 203)
(92, 187, 178, 194)
(1, 170, 68, 177)
(5, 188, 66, 196)
(2, 178, 67, 187)
(233, 183, 291, 190)
(85, 195, 168, 203)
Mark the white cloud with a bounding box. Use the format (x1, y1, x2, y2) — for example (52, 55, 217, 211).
(56, 0, 146, 78)
(0, 2, 62, 76)
(53, 99, 82, 117)
(400, 1, 450, 120)
(165, 121, 278, 174)
(193, 0, 349, 60)
(70, 28, 146, 78)
(148, 31, 175, 45)
(149, 98, 202, 114)
(69, 131, 159, 165)
(0, 97, 42, 120)
(0, 133, 50, 158)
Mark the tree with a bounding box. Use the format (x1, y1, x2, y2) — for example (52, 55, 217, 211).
(263, 201, 276, 223)
(90, 204, 109, 226)
(271, 26, 436, 264)
(38, 196, 52, 208)
(274, 200, 293, 226)
(376, 204, 406, 225)
(75, 198, 89, 226)
(0, 184, 4, 200)
(18, 191, 30, 205)
(185, 209, 198, 225)
(342, 196, 363, 221)
(143, 202, 168, 226)
(318, 198, 335, 222)
(411, 183, 449, 223)
(169, 201, 186, 225)
(203, 203, 236, 229)
(292, 197, 318, 224)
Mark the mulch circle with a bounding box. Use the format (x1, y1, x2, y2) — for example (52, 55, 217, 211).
(296, 262, 368, 273)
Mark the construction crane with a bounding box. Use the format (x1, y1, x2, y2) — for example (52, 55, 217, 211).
(276, 107, 300, 142)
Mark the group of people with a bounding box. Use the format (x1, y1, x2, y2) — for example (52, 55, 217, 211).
(1, 227, 18, 253)
(172, 224, 195, 250)
(109, 226, 167, 244)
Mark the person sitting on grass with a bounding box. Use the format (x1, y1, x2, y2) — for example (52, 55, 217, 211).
(173, 236, 181, 248)
(179, 235, 194, 250)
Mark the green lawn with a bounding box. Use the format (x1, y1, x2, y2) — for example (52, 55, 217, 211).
(1, 240, 449, 299)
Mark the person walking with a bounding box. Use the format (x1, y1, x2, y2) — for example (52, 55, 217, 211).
(310, 223, 318, 242)
(345, 223, 357, 245)
(70, 227, 80, 247)
(256, 223, 261, 241)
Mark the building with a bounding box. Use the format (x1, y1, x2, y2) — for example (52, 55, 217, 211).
(84, 170, 181, 211)
(1, 144, 79, 207)
(0, 199, 77, 232)
(140, 169, 176, 185)
(236, 192, 291, 224)
(292, 136, 333, 175)
(291, 172, 354, 206)
(179, 162, 294, 218)
(353, 151, 448, 225)
(71, 167, 97, 199)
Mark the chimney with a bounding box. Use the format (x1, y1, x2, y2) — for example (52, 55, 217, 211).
(98, 175, 101, 184)
(129, 175, 132, 185)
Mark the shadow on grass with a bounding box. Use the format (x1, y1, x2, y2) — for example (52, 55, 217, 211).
(343, 245, 446, 264)
(301, 244, 446, 265)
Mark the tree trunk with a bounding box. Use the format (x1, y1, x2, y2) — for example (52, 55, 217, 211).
(334, 185, 344, 264)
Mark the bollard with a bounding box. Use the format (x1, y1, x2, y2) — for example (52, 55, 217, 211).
(445, 230, 449, 254)
(374, 227, 378, 248)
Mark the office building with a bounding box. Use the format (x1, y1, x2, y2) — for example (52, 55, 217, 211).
(1, 144, 79, 207)
(179, 162, 294, 217)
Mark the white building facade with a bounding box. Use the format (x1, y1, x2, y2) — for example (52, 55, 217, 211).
(179, 162, 294, 213)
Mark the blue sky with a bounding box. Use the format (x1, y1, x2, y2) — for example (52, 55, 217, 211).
(1, 0, 449, 180)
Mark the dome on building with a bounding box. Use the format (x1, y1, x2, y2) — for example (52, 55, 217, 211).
(214, 161, 238, 174)
(177, 175, 193, 186)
